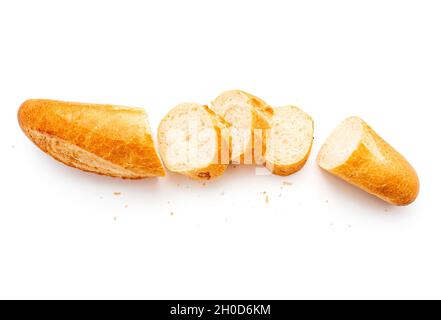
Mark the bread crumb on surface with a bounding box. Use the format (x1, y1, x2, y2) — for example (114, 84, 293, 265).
(124, 204, 128, 208)
(220, 191, 225, 196)
(282, 181, 293, 186)
(113, 216, 117, 221)
(170, 211, 174, 216)
(265, 195, 269, 203)
(113, 192, 121, 196)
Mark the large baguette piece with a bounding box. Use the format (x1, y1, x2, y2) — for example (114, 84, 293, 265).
(158, 103, 229, 180)
(18, 99, 166, 179)
(211, 90, 273, 164)
(265, 106, 314, 176)
(317, 117, 419, 205)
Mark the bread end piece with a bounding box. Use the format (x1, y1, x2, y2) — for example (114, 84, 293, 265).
(18, 99, 166, 179)
(317, 116, 419, 206)
(265, 105, 314, 176)
(157, 103, 229, 180)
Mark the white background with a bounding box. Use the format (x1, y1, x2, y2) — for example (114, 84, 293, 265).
(0, 0, 440, 300)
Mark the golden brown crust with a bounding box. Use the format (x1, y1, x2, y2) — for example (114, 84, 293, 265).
(184, 163, 228, 180)
(18, 99, 166, 179)
(318, 118, 419, 205)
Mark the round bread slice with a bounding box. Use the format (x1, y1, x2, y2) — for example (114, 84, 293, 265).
(158, 103, 229, 180)
(211, 90, 273, 164)
(18, 99, 166, 179)
(264, 106, 314, 176)
(317, 116, 419, 206)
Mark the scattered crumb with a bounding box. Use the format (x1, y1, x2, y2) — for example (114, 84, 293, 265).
(232, 165, 237, 169)
(279, 194, 282, 197)
(220, 191, 225, 196)
(325, 200, 329, 204)
(124, 204, 128, 208)
(330, 223, 334, 226)
(167, 201, 171, 204)
(113, 216, 117, 221)
(113, 192, 121, 196)
(11, 145, 15, 148)
(263, 191, 267, 195)
(202, 182, 206, 186)
(384, 208, 389, 212)
(186, 185, 190, 189)
(265, 195, 269, 204)
(170, 211, 174, 216)
(348, 225, 352, 228)
(282, 181, 293, 186)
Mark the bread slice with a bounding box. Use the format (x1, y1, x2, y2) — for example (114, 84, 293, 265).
(211, 90, 273, 164)
(264, 106, 314, 176)
(158, 103, 229, 180)
(317, 116, 419, 205)
(18, 99, 166, 179)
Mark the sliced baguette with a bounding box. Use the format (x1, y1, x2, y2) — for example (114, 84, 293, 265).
(211, 90, 273, 164)
(265, 106, 314, 176)
(317, 116, 419, 205)
(158, 103, 229, 180)
(18, 99, 166, 179)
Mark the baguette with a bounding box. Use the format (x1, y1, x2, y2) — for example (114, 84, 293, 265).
(317, 116, 419, 205)
(265, 106, 314, 176)
(158, 103, 229, 180)
(18, 99, 165, 179)
(211, 90, 273, 164)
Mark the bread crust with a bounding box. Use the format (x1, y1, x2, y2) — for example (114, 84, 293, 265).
(317, 117, 419, 205)
(157, 103, 229, 180)
(18, 99, 166, 179)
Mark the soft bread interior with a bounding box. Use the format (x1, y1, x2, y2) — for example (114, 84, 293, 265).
(158, 103, 220, 172)
(211, 90, 272, 163)
(317, 116, 364, 170)
(265, 106, 313, 167)
(212, 91, 254, 162)
(212, 91, 254, 126)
